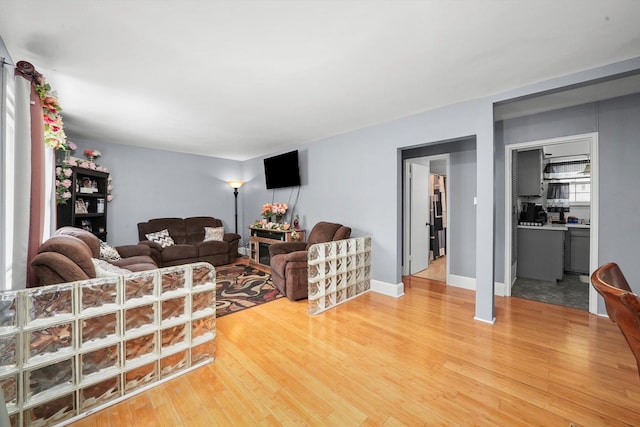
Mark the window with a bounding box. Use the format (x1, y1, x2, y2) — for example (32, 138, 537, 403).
(569, 180, 590, 204)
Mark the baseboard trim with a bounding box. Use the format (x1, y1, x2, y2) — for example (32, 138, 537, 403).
(371, 279, 404, 298)
(448, 274, 506, 296)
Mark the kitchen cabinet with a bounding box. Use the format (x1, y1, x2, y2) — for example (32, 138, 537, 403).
(517, 226, 565, 281)
(564, 226, 590, 274)
(517, 149, 543, 196)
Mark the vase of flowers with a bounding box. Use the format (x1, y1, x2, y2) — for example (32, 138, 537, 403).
(261, 203, 273, 220)
(84, 149, 101, 163)
(261, 202, 288, 223)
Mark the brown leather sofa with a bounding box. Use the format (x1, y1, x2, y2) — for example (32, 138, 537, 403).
(269, 221, 351, 301)
(31, 227, 157, 286)
(137, 216, 240, 267)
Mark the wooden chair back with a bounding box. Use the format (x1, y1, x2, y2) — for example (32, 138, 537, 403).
(591, 262, 640, 378)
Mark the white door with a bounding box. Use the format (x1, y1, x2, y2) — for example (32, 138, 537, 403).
(409, 162, 430, 274)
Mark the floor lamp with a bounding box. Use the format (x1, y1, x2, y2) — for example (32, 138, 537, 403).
(227, 180, 245, 234)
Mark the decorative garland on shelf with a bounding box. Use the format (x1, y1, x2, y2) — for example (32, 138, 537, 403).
(55, 159, 113, 205)
(31, 68, 114, 205)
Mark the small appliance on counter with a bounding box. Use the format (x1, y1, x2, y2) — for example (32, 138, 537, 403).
(519, 202, 547, 226)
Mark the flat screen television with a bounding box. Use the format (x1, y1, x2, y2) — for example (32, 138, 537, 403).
(264, 150, 301, 189)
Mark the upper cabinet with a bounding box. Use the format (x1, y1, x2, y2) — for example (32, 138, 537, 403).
(517, 149, 543, 196)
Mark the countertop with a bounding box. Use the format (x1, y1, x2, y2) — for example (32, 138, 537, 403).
(517, 223, 590, 231)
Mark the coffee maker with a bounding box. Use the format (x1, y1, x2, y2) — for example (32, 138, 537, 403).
(519, 203, 547, 225)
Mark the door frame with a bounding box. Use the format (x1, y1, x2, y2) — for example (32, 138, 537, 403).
(504, 132, 599, 314)
(403, 154, 450, 280)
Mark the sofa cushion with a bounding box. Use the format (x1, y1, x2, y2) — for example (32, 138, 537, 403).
(140, 218, 187, 244)
(99, 241, 122, 261)
(185, 217, 222, 244)
(196, 240, 229, 256)
(145, 229, 175, 248)
(160, 244, 199, 262)
(112, 256, 158, 272)
(203, 226, 224, 242)
(91, 258, 131, 277)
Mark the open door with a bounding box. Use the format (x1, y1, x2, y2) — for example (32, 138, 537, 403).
(409, 162, 430, 274)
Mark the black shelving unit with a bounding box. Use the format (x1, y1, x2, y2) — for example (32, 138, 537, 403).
(57, 166, 109, 240)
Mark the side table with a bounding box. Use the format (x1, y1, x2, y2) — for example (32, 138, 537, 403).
(248, 227, 306, 265)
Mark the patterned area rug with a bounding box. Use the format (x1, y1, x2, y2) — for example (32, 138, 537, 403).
(215, 263, 282, 317)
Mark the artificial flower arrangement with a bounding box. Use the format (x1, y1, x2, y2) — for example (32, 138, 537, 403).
(84, 149, 101, 161)
(36, 79, 73, 152)
(251, 219, 292, 231)
(261, 202, 288, 219)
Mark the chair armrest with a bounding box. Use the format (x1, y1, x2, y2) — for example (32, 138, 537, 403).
(139, 240, 164, 251)
(116, 244, 152, 258)
(283, 250, 308, 263)
(269, 242, 307, 257)
(223, 233, 241, 243)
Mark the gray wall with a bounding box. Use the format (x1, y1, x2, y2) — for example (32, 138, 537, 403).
(402, 138, 477, 278)
(598, 94, 640, 308)
(494, 103, 598, 284)
(495, 93, 640, 313)
(239, 101, 485, 286)
(70, 139, 243, 246)
(4, 24, 638, 320)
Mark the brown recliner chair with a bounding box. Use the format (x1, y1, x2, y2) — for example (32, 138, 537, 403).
(269, 221, 351, 301)
(31, 227, 157, 286)
(591, 262, 640, 379)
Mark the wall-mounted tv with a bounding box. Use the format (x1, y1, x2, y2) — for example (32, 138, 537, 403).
(264, 150, 301, 189)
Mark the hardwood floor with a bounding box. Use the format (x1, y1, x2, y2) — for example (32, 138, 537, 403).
(413, 256, 446, 282)
(69, 274, 640, 426)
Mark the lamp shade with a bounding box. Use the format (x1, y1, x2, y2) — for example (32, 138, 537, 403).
(227, 180, 245, 189)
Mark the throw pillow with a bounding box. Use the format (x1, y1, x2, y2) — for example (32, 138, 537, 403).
(99, 240, 122, 262)
(145, 229, 175, 248)
(91, 258, 132, 277)
(203, 226, 224, 242)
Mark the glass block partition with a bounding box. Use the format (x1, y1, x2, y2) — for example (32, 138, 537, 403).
(308, 237, 371, 315)
(0, 262, 216, 427)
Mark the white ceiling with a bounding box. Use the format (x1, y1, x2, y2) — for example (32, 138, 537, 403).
(2, 1, 640, 160)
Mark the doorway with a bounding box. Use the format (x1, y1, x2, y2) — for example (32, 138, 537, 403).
(403, 155, 450, 283)
(504, 133, 599, 313)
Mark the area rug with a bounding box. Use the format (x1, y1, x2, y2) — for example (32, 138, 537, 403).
(215, 263, 282, 317)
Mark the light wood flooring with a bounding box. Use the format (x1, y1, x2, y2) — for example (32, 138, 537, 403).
(69, 274, 640, 426)
(413, 255, 446, 282)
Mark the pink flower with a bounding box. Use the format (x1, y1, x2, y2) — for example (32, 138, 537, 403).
(55, 167, 62, 175)
(80, 161, 89, 168)
(106, 195, 113, 202)
(89, 162, 96, 170)
(68, 141, 77, 150)
(64, 168, 72, 177)
(107, 175, 112, 181)
(62, 179, 72, 188)
(55, 180, 60, 186)
(107, 184, 113, 191)
(62, 192, 71, 199)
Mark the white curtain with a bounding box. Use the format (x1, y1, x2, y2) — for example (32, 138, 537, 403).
(43, 145, 56, 241)
(10, 74, 32, 290)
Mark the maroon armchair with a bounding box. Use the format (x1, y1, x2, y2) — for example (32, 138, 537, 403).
(591, 262, 640, 379)
(269, 221, 351, 301)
